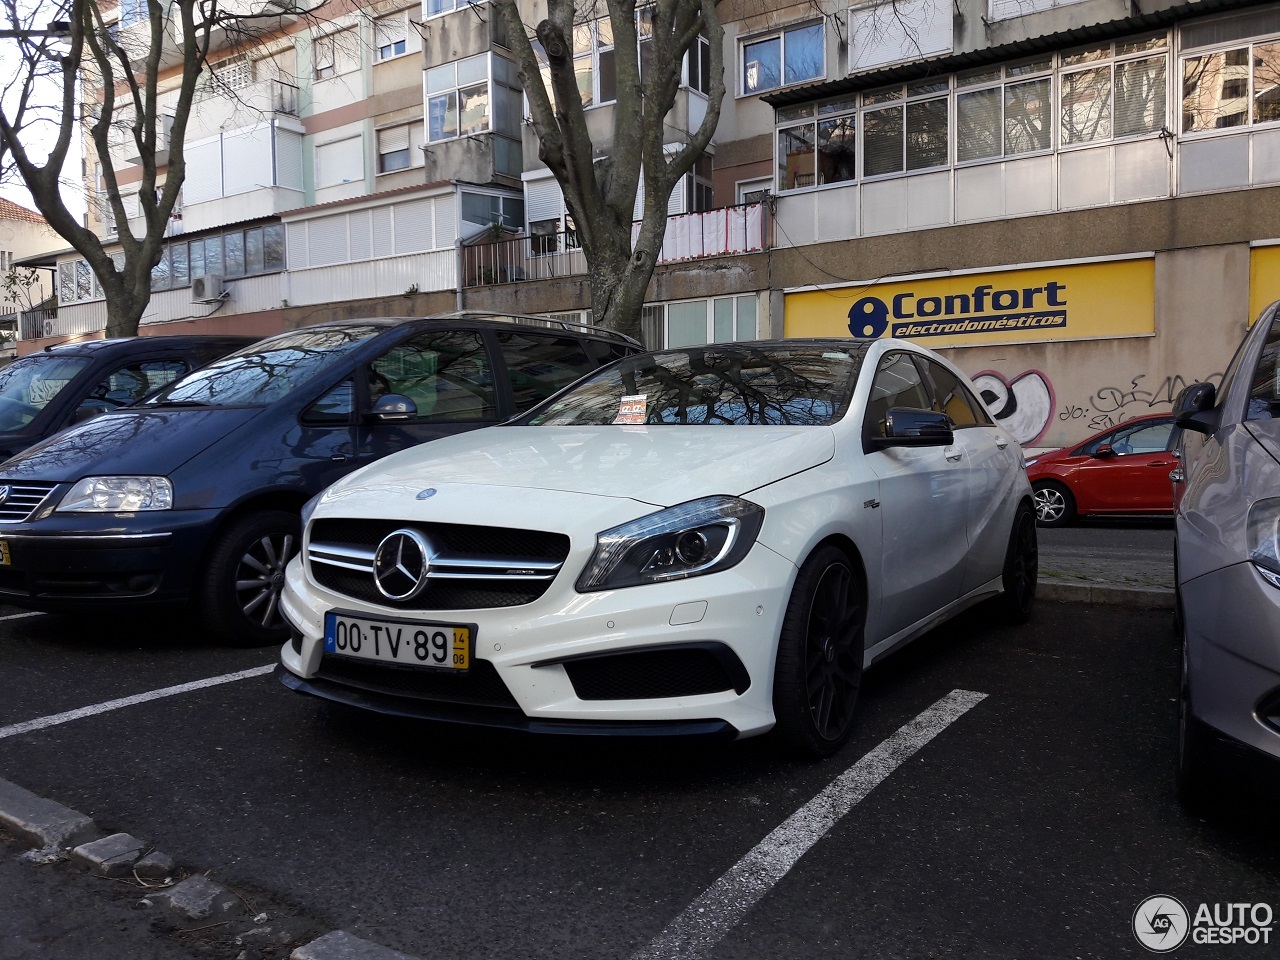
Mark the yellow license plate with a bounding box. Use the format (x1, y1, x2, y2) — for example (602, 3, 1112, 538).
(0, 540, 10, 566)
(323, 611, 471, 671)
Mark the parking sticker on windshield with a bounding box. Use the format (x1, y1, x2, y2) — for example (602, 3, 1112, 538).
(614, 394, 647, 424)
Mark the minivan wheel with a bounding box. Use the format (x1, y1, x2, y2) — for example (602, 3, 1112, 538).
(1032, 481, 1075, 527)
(202, 509, 301, 647)
(772, 545, 866, 760)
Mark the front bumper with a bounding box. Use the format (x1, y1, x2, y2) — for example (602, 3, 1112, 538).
(277, 542, 799, 739)
(1182, 560, 1280, 761)
(0, 508, 221, 608)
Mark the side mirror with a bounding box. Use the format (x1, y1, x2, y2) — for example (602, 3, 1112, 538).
(1174, 382, 1218, 436)
(1094, 443, 1116, 458)
(873, 407, 954, 448)
(365, 394, 418, 422)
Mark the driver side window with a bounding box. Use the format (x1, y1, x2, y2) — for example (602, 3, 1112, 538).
(864, 353, 931, 439)
(367, 330, 496, 422)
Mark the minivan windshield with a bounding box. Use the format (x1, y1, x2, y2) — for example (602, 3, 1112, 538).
(148, 326, 382, 407)
(0, 354, 92, 431)
(520, 344, 868, 427)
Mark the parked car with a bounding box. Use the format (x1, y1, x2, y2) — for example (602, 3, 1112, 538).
(0, 314, 639, 646)
(276, 338, 1036, 757)
(0, 335, 257, 460)
(1173, 300, 1280, 803)
(1025, 414, 1181, 527)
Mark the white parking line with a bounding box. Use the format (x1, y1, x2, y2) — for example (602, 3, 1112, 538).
(0, 664, 276, 741)
(631, 688, 989, 960)
(0, 611, 45, 622)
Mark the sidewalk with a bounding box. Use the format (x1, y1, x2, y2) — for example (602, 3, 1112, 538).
(1037, 526, 1175, 610)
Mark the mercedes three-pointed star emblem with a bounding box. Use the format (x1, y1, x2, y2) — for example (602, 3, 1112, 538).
(372, 528, 433, 601)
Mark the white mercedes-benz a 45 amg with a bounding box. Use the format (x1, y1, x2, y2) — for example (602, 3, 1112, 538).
(277, 338, 1035, 757)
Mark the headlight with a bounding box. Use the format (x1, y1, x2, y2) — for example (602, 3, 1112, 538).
(57, 477, 173, 513)
(1247, 498, 1280, 588)
(576, 495, 764, 592)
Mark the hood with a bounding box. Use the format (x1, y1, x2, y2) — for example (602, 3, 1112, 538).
(0, 407, 264, 481)
(330, 424, 837, 508)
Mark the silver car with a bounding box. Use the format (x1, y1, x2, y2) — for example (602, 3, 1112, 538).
(1174, 300, 1280, 802)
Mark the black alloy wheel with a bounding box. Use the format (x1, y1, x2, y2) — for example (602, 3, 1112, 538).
(996, 503, 1038, 624)
(772, 544, 867, 759)
(202, 509, 301, 647)
(1032, 481, 1075, 527)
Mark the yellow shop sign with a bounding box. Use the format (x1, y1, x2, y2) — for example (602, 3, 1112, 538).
(785, 258, 1155, 347)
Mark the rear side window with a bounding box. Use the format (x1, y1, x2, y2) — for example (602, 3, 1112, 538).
(920, 359, 990, 428)
(496, 332, 594, 412)
(369, 330, 496, 422)
(88, 359, 189, 407)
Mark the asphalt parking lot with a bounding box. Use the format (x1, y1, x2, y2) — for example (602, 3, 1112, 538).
(2, 566, 1277, 960)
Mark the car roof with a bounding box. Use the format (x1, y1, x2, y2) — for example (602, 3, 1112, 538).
(40, 335, 258, 358)
(293, 312, 642, 348)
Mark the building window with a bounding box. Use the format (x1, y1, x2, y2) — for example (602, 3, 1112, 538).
(741, 21, 824, 95)
(461, 192, 524, 232)
(776, 97, 858, 190)
(956, 58, 1052, 162)
(375, 14, 408, 61)
(314, 30, 357, 81)
(377, 124, 424, 173)
(688, 32, 712, 96)
(686, 154, 714, 212)
(424, 0, 465, 17)
(427, 54, 490, 142)
(1183, 37, 1280, 131)
(862, 79, 949, 176)
(645, 296, 759, 348)
(58, 259, 101, 304)
(1061, 35, 1167, 144)
(316, 136, 364, 188)
(150, 224, 286, 292)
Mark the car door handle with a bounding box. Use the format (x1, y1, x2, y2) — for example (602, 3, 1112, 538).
(944, 447, 963, 462)
(1148, 460, 1171, 467)
(995, 436, 1009, 449)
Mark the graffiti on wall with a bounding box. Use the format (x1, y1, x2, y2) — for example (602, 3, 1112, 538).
(971, 370, 1056, 446)
(1057, 372, 1224, 433)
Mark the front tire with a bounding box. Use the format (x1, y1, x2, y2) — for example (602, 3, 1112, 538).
(1176, 605, 1214, 810)
(201, 509, 301, 647)
(772, 545, 866, 759)
(1032, 481, 1075, 527)
(996, 503, 1037, 624)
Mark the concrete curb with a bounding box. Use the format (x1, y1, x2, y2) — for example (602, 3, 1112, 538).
(1038, 577, 1174, 610)
(0, 776, 422, 960)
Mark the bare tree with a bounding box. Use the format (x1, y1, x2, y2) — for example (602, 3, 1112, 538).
(491, 0, 724, 341)
(0, 0, 316, 338)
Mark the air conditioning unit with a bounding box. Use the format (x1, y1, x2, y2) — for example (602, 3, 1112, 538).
(43, 319, 55, 336)
(191, 274, 225, 303)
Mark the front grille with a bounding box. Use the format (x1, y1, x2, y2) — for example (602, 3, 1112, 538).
(0, 481, 57, 522)
(307, 519, 570, 610)
(562, 646, 746, 701)
(316, 656, 520, 710)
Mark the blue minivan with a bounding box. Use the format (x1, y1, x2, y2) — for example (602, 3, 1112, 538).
(0, 314, 638, 645)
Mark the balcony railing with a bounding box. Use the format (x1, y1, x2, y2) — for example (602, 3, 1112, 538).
(461, 202, 770, 288)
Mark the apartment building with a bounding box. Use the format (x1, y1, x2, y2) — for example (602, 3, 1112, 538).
(32, 0, 1280, 449)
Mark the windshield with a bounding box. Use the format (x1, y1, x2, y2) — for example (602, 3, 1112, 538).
(521, 344, 868, 427)
(0, 354, 92, 431)
(148, 326, 382, 407)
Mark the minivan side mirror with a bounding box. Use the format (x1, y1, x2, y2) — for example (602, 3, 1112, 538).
(365, 394, 418, 422)
(1174, 382, 1219, 436)
(871, 407, 955, 449)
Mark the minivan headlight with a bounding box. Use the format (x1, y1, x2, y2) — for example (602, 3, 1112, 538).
(57, 477, 173, 512)
(576, 495, 764, 592)
(1247, 498, 1280, 587)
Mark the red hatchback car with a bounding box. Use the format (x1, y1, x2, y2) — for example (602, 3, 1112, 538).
(1025, 414, 1181, 526)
